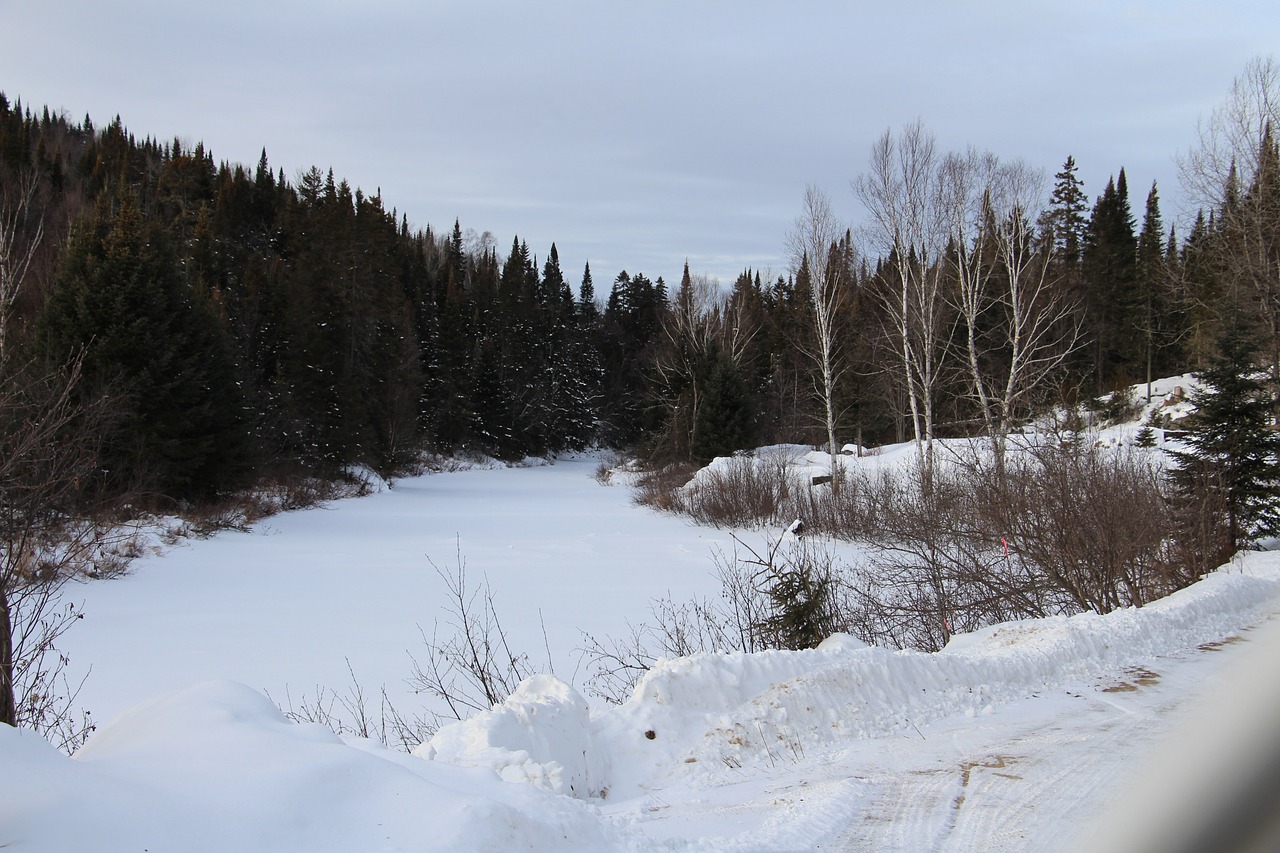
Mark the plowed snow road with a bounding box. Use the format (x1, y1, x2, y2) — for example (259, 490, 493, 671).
(608, 624, 1278, 852)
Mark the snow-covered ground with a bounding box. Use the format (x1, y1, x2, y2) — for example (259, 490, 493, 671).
(53, 455, 741, 726)
(5, 390, 1280, 850)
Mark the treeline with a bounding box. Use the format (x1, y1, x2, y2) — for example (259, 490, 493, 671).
(0, 96, 651, 501)
(1, 69, 1276, 505)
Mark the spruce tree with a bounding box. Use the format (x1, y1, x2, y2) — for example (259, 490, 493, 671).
(1169, 319, 1280, 551)
(689, 350, 756, 465)
(1135, 182, 1184, 394)
(1043, 155, 1089, 266)
(37, 190, 248, 498)
(578, 262, 598, 322)
(1082, 170, 1141, 387)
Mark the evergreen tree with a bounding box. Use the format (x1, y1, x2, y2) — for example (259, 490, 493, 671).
(1169, 319, 1280, 552)
(37, 190, 248, 498)
(1134, 182, 1185, 394)
(1042, 155, 1089, 266)
(578, 261, 598, 322)
(1081, 169, 1140, 387)
(1179, 209, 1223, 369)
(689, 349, 757, 465)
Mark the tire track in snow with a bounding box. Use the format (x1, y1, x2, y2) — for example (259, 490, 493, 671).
(829, 642, 1241, 853)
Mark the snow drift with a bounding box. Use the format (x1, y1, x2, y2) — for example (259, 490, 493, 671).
(420, 551, 1280, 801)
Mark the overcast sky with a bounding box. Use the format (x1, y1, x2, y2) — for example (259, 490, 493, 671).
(2, 1, 1277, 287)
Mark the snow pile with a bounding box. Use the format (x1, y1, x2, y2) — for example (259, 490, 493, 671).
(677, 442, 920, 501)
(425, 553, 1280, 800)
(1, 680, 623, 853)
(417, 674, 609, 798)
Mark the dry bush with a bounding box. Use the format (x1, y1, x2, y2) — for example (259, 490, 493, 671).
(680, 454, 794, 528)
(578, 586, 760, 705)
(974, 443, 1180, 612)
(835, 442, 1185, 650)
(839, 464, 1035, 650)
(666, 448, 875, 534)
(404, 549, 550, 730)
(272, 660, 433, 752)
(1, 357, 122, 748)
(176, 468, 381, 538)
(631, 461, 698, 513)
(578, 534, 842, 703)
(787, 469, 871, 538)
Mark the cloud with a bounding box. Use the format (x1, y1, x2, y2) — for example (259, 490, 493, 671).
(2, 1, 1276, 284)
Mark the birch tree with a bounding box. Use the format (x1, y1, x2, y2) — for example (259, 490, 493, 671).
(941, 152, 1082, 459)
(854, 122, 948, 481)
(785, 185, 850, 486)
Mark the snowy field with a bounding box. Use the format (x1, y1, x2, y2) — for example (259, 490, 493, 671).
(55, 455, 743, 725)
(5, 425, 1280, 850)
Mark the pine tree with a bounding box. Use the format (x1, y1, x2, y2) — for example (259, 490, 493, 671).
(1169, 319, 1280, 552)
(1043, 155, 1089, 266)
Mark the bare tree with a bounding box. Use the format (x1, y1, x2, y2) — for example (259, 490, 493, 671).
(1, 357, 118, 747)
(854, 122, 948, 481)
(651, 270, 728, 459)
(941, 151, 1082, 459)
(939, 148, 1003, 442)
(0, 171, 44, 365)
(986, 162, 1083, 443)
(786, 185, 851, 486)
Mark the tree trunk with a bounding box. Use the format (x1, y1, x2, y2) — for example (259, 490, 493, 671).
(1, 586, 16, 726)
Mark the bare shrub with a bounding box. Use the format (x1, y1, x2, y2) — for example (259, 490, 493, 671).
(680, 455, 794, 528)
(578, 591, 752, 705)
(7, 588, 96, 752)
(834, 462, 1047, 651)
(975, 442, 1180, 612)
(272, 660, 433, 752)
(405, 548, 549, 730)
(578, 532, 843, 703)
(2, 357, 122, 748)
(788, 468, 870, 538)
(631, 462, 697, 513)
(835, 442, 1185, 650)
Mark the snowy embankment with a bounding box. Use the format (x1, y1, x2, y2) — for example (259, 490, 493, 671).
(5, 550, 1279, 852)
(420, 552, 1280, 801)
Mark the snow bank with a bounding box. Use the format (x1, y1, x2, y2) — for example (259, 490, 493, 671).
(427, 553, 1280, 800)
(416, 674, 609, 798)
(1, 680, 623, 852)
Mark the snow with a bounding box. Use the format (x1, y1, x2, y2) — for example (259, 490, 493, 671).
(54, 455, 738, 726)
(420, 554, 1280, 806)
(5, 423, 1280, 849)
(2, 680, 620, 852)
